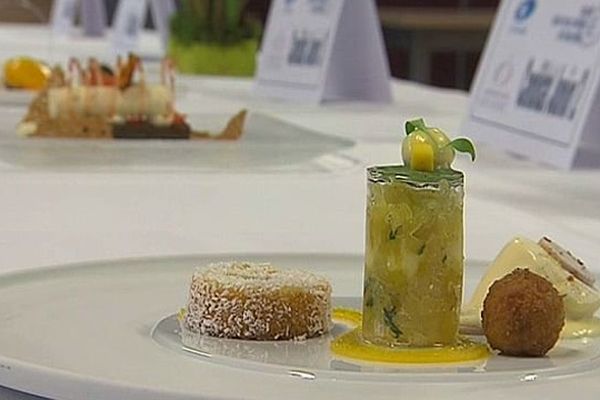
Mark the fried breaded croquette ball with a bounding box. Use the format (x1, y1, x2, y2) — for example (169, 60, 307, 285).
(482, 268, 565, 357)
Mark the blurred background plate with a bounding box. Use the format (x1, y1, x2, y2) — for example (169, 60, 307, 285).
(0, 110, 355, 172)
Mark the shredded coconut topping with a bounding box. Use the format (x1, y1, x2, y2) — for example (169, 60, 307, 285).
(181, 261, 332, 341)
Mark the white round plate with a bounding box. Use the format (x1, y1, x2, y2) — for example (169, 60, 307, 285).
(0, 253, 598, 400)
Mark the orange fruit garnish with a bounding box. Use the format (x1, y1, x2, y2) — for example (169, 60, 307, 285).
(3, 57, 51, 90)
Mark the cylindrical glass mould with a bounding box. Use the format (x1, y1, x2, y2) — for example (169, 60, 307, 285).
(362, 165, 465, 348)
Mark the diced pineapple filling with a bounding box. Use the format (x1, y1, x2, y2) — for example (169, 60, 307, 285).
(363, 176, 464, 347)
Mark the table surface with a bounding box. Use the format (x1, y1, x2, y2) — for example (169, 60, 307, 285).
(0, 24, 599, 400)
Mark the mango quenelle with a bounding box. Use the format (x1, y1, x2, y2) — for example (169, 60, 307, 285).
(362, 119, 475, 348)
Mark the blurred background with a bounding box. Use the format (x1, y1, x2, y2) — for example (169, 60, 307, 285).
(0, 0, 500, 90)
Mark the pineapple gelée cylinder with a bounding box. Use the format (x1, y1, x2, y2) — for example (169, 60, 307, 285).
(362, 165, 465, 347)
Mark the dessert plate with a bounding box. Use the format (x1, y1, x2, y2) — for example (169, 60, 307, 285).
(0, 110, 355, 172)
(0, 253, 598, 400)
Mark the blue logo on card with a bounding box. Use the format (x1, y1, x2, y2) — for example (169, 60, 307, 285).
(515, 0, 536, 21)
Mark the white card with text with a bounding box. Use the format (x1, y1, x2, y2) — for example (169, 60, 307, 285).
(51, 0, 107, 37)
(149, 0, 176, 49)
(111, 0, 148, 53)
(462, 0, 600, 169)
(80, 0, 107, 37)
(112, 0, 176, 53)
(254, 0, 392, 103)
(50, 0, 79, 36)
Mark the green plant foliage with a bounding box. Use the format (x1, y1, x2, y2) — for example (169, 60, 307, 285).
(171, 0, 261, 45)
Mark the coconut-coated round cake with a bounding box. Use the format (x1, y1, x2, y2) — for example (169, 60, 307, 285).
(180, 261, 333, 341)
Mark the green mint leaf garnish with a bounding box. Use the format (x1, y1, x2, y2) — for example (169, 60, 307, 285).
(449, 138, 476, 161)
(383, 306, 402, 338)
(405, 118, 427, 135)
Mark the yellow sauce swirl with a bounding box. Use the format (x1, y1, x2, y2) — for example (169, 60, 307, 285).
(332, 308, 489, 365)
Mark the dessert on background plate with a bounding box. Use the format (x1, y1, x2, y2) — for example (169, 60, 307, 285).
(16, 54, 247, 140)
(179, 261, 332, 342)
